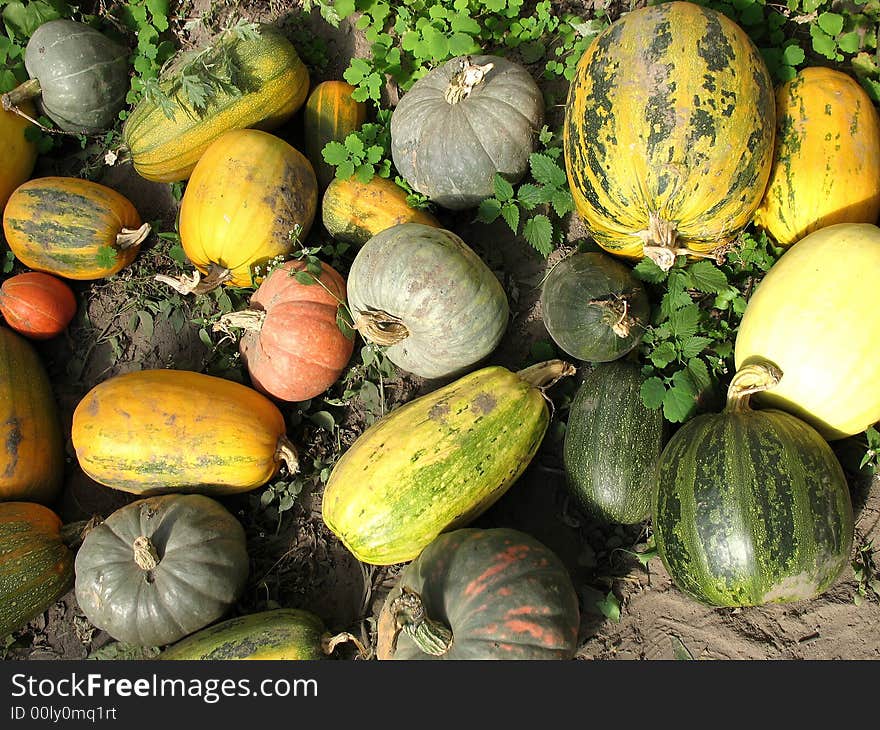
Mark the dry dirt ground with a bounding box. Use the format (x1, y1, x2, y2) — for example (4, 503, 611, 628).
(5, 1, 880, 661)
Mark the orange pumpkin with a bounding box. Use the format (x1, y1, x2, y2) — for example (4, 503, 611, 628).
(0, 272, 77, 340)
(304, 81, 367, 189)
(217, 260, 354, 402)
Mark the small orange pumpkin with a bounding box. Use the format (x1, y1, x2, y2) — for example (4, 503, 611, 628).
(0, 272, 77, 340)
(217, 259, 354, 402)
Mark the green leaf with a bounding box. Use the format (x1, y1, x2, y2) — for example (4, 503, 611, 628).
(782, 44, 805, 66)
(523, 214, 554, 256)
(686, 357, 712, 392)
(322, 141, 349, 165)
(501, 202, 520, 233)
(309, 411, 336, 431)
(810, 26, 838, 60)
(684, 260, 728, 293)
(817, 12, 844, 37)
(95, 246, 117, 270)
(476, 198, 503, 224)
(293, 271, 316, 285)
(493, 174, 515, 202)
(838, 31, 861, 54)
(450, 15, 481, 34)
(551, 189, 575, 218)
(595, 591, 621, 622)
(662, 381, 696, 423)
(137, 311, 154, 340)
(344, 134, 365, 157)
(529, 153, 567, 188)
(518, 183, 551, 209)
(679, 335, 712, 359)
(650, 341, 677, 368)
(448, 31, 479, 55)
(641, 377, 666, 410)
(671, 636, 695, 661)
(667, 304, 700, 339)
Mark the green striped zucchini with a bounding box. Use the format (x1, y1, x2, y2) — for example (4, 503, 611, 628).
(653, 364, 854, 607)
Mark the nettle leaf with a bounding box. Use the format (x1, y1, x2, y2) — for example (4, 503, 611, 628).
(632, 257, 667, 284)
(476, 198, 503, 224)
(641, 377, 666, 410)
(523, 214, 554, 256)
(551, 188, 575, 217)
(501, 202, 520, 233)
(679, 335, 713, 359)
(493, 173, 515, 202)
(663, 376, 697, 423)
(667, 304, 700, 339)
(686, 357, 712, 392)
(650, 341, 677, 368)
(530, 153, 567, 188)
(684, 260, 728, 293)
(517, 184, 546, 210)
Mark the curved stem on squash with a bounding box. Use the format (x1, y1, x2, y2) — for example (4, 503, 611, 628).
(133, 535, 160, 571)
(1, 78, 41, 111)
(354, 309, 410, 346)
(116, 223, 152, 249)
(588, 294, 638, 339)
(155, 263, 233, 296)
(444, 57, 495, 104)
(389, 587, 453, 657)
(321, 631, 369, 659)
(275, 435, 299, 476)
(726, 362, 783, 414)
(517, 359, 576, 391)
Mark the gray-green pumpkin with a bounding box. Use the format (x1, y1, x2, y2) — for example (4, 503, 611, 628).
(74, 494, 249, 647)
(391, 55, 544, 210)
(347, 223, 509, 379)
(2, 20, 128, 133)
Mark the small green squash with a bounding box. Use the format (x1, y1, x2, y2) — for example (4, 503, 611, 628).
(2, 19, 128, 133)
(0, 502, 74, 637)
(564, 361, 665, 524)
(653, 364, 854, 607)
(322, 360, 574, 565)
(160, 609, 363, 660)
(541, 252, 650, 362)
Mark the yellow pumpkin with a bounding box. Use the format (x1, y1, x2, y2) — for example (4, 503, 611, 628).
(753, 67, 880, 246)
(174, 129, 318, 291)
(734, 222, 880, 439)
(304, 81, 367, 189)
(71, 369, 298, 495)
(0, 104, 37, 212)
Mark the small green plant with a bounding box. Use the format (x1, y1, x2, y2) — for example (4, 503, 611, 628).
(322, 110, 393, 183)
(860, 426, 880, 472)
(113, 0, 175, 112)
(852, 539, 880, 605)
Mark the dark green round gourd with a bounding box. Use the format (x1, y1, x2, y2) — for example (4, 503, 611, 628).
(74, 494, 249, 647)
(2, 20, 128, 133)
(564, 361, 665, 524)
(541, 252, 650, 362)
(654, 364, 854, 607)
(377, 528, 580, 660)
(391, 55, 544, 210)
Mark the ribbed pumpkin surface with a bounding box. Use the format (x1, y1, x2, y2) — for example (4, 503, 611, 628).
(0, 272, 77, 340)
(0, 105, 37, 211)
(0, 502, 73, 637)
(734, 222, 880, 439)
(0, 327, 64, 503)
(322, 362, 568, 565)
(161, 609, 329, 660)
(754, 67, 880, 246)
(71, 369, 294, 495)
(3, 177, 146, 279)
(304, 81, 367, 189)
(123, 25, 309, 183)
(377, 528, 580, 660)
(564, 362, 665, 524)
(654, 377, 853, 607)
(322, 176, 440, 247)
(564, 1, 775, 264)
(178, 129, 317, 288)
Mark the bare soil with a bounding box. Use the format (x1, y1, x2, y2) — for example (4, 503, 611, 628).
(4, 1, 879, 661)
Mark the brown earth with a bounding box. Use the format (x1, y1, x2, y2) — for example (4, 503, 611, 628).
(4, 1, 879, 661)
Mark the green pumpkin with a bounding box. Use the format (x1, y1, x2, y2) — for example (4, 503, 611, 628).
(391, 55, 544, 210)
(2, 20, 129, 133)
(653, 364, 854, 607)
(541, 252, 650, 362)
(347, 223, 509, 379)
(74, 494, 249, 647)
(564, 361, 666, 524)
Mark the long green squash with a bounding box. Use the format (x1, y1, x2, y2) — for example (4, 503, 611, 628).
(653, 364, 854, 607)
(322, 360, 574, 565)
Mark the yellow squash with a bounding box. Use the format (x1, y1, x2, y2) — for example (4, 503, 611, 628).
(71, 369, 298, 495)
(0, 104, 37, 211)
(734, 222, 880, 439)
(174, 129, 318, 291)
(754, 67, 880, 246)
(321, 176, 440, 246)
(122, 25, 309, 183)
(304, 81, 367, 189)
(563, 2, 775, 269)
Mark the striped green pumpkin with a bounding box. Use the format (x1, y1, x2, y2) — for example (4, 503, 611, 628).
(653, 364, 854, 607)
(564, 361, 665, 524)
(563, 1, 775, 269)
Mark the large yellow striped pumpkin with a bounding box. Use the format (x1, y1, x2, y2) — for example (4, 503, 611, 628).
(564, 2, 775, 269)
(753, 67, 880, 246)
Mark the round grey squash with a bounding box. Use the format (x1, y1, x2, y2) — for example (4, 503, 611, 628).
(74, 494, 249, 647)
(390, 55, 544, 210)
(347, 223, 509, 379)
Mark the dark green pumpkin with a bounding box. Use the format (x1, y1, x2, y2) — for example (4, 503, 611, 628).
(74, 494, 249, 647)
(653, 364, 854, 607)
(564, 361, 665, 524)
(541, 252, 650, 362)
(377, 528, 580, 660)
(2, 20, 129, 133)
(0, 502, 74, 637)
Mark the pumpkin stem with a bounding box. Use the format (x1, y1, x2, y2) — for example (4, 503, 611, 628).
(444, 56, 495, 104)
(116, 223, 152, 250)
(726, 362, 783, 413)
(588, 294, 639, 339)
(133, 535, 160, 571)
(1, 78, 41, 111)
(213, 308, 266, 335)
(321, 631, 370, 659)
(155, 264, 233, 295)
(517, 359, 576, 390)
(275, 435, 299, 475)
(389, 587, 453, 657)
(59, 515, 103, 551)
(354, 309, 410, 346)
